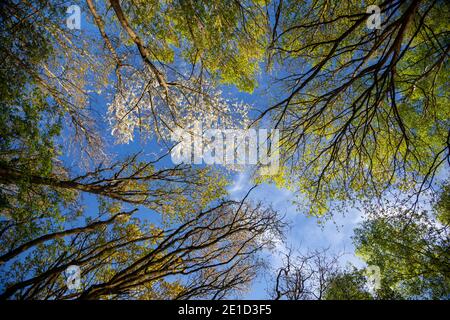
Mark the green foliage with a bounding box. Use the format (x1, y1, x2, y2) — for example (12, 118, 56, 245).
(435, 182, 450, 225)
(324, 269, 374, 300)
(0, 0, 449, 300)
(265, 0, 450, 216)
(121, 0, 267, 92)
(353, 199, 450, 299)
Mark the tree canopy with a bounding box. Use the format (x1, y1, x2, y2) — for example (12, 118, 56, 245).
(0, 0, 448, 300)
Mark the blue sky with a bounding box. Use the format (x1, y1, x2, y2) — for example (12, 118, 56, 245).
(2, 1, 448, 301)
(67, 44, 366, 298)
(54, 5, 448, 299)
(227, 171, 365, 299)
(65, 66, 365, 298)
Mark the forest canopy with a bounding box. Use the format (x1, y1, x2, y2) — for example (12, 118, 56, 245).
(0, 0, 448, 300)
